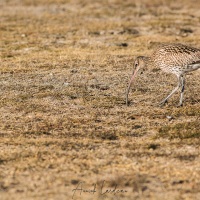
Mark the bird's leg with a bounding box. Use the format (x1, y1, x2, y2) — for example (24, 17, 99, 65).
(177, 75, 185, 107)
(159, 75, 181, 107)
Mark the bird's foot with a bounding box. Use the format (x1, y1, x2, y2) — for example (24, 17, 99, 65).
(159, 100, 168, 107)
(177, 102, 183, 107)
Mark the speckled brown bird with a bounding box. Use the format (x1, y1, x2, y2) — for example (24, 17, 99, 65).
(126, 43, 200, 106)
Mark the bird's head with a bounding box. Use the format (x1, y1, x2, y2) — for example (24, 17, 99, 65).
(126, 56, 148, 105)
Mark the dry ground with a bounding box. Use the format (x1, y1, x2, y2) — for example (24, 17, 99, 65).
(0, 0, 200, 199)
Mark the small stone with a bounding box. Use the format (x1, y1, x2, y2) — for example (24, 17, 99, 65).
(63, 82, 69, 86)
(21, 34, 26, 37)
(166, 116, 174, 121)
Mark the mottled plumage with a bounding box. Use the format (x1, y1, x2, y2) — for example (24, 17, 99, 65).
(126, 43, 200, 106)
(151, 44, 200, 75)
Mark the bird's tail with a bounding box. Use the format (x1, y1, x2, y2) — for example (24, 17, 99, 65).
(187, 60, 200, 71)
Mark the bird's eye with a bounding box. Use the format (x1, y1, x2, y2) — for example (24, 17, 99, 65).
(135, 63, 138, 67)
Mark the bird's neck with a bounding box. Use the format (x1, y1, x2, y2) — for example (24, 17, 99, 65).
(140, 56, 151, 66)
(141, 56, 154, 69)
(142, 56, 151, 63)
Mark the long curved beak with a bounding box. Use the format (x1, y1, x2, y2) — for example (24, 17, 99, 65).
(125, 67, 139, 106)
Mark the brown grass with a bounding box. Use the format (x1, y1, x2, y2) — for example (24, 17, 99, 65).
(0, 0, 200, 199)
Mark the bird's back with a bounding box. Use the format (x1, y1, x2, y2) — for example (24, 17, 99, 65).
(151, 43, 200, 75)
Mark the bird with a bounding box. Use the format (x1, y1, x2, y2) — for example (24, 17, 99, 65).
(126, 43, 200, 106)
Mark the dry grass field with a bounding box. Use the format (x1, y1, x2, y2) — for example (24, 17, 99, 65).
(0, 0, 200, 199)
